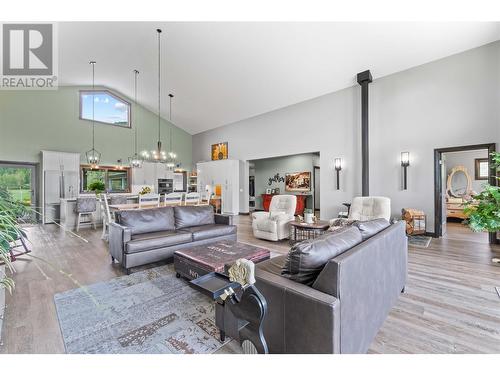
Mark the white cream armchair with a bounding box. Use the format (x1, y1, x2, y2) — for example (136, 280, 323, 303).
(330, 196, 391, 226)
(252, 195, 297, 241)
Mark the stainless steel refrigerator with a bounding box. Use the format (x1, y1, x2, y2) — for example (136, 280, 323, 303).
(43, 170, 78, 224)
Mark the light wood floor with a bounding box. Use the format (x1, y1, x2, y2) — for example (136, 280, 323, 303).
(1, 216, 499, 354)
(443, 221, 490, 244)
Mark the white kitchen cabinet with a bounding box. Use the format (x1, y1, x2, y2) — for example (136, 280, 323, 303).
(196, 159, 244, 215)
(131, 162, 175, 192)
(42, 151, 80, 172)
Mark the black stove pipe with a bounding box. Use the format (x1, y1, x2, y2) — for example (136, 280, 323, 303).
(357, 70, 372, 197)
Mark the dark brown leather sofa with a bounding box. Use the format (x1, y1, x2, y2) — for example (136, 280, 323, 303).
(217, 220, 407, 354)
(109, 205, 236, 274)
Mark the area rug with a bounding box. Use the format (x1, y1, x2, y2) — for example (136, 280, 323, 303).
(54, 265, 229, 354)
(408, 235, 432, 248)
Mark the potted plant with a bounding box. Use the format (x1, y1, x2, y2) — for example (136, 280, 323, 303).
(464, 152, 500, 237)
(304, 208, 314, 224)
(0, 187, 30, 293)
(88, 180, 105, 195)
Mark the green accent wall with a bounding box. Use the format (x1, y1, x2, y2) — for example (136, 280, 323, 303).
(0, 86, 192, 169)
(252, 153, 318, 210)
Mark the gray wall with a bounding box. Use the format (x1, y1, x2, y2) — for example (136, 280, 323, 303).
(252, 153, 316, 210)
(193, 41, 500, 232)
(444, 149, 489, 193)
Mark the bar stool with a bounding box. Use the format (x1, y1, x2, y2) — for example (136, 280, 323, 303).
(75, 197, 97, 231)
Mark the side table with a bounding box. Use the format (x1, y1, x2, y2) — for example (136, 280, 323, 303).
(289, 220, 330, 244)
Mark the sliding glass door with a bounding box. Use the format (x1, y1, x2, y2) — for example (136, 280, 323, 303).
(0, 162, 38, 211)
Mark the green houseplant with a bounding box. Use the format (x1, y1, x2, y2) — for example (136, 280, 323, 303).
(464, 152, 500, 233)
(88, 180, 105, 195)
(0, 187, 30, 293)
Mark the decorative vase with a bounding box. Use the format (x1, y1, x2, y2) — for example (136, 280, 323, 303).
(304, 212, 314, 224)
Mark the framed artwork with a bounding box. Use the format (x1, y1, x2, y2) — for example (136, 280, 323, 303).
(211, 142, 228, 160)
(285, 171, 311, 192)
(475, 158, 489, 180)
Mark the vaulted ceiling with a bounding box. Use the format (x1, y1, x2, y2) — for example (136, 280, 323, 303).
(58, 22, 500, 134)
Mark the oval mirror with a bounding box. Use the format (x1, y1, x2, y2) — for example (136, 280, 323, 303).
(447, 166, 472, 198)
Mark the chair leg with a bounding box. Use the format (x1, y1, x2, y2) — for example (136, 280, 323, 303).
(76, 213, 81, 232)
(101, 221, 107, 239)
(92, 213, 97, 230)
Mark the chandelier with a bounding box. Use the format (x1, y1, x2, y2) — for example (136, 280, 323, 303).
(141, 28, 169, 163)
(128, 69, 143, 168)
(165, 93, 177, 168)
(85, 61, 101, 168)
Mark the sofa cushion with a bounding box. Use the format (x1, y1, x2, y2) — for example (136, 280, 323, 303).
(353, 218, 390, 240)
(281, 226, 363, 285)
(116, 207, 175, 235)
(179, 224, 237, 241)
(257, 255, 287, 276)
(174, 206, 215, 229)
(125, 230, 192, 254)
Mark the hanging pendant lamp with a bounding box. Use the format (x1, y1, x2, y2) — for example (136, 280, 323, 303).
(128, 69, 143, 168)
(165, 93, 177, 169)
(141, 28, 167, 163)
(85, 61, 101, 168)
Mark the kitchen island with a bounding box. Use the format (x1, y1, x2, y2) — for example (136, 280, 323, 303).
(59, 194, 138, 230)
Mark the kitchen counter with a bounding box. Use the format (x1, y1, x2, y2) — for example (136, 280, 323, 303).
(60, 194, 138, 230)
(60, 193, 139, 202)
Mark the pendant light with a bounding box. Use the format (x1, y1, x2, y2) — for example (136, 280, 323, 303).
(141, 28, 167, 163)
(85, 61, 101, 168)
(165, 93, 177, 169)
(128, 69, 143, 168)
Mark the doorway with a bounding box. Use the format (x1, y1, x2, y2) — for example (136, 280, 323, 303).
(0, 161, 38, 210)
(433, 143, 496, 244)
(313, 166, 320, 216)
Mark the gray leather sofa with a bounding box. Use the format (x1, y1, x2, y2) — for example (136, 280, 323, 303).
(109, 205, 237, 274)
(217, 220, 407, 354)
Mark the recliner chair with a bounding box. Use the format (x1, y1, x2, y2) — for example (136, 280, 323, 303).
(331, 196, 391, 226)
(252, 195, 297, 241)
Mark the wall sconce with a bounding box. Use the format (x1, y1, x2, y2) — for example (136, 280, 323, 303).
(334, 158, 342, 190)
(401, 152, 410, 190)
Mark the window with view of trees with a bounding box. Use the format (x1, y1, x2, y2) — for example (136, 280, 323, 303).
(81, 166, 130, 193)
(0, 167, 32, 205)
(79, 90, 131, 127)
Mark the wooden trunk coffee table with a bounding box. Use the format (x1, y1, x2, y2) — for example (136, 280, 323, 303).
(174, 240, 270, 280)
(289, 220, 330, 244)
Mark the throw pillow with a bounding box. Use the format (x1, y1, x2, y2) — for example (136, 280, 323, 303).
(281, 226, 363, 285)
(353, 218, 390, 240)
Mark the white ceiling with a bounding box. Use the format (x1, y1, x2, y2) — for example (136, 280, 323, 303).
(58, 22, 500, 134)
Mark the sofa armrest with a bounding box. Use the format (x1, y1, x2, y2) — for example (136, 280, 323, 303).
(215, 214, 233, 226)
(321, 221, 407, 353)
(255, 267, 340, 353)
(109, 222, 132, 263)
(270, 213, 293, 223)
(251, 211, 269, 221)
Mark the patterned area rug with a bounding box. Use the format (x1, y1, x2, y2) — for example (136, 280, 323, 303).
(54, 265, 229, 354)
(408, 235, 432, 248)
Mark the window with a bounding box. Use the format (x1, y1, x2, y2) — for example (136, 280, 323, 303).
(475, 158, 489, 180)
(79, 90, 131, 127)
(81, 166, 131, 193)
